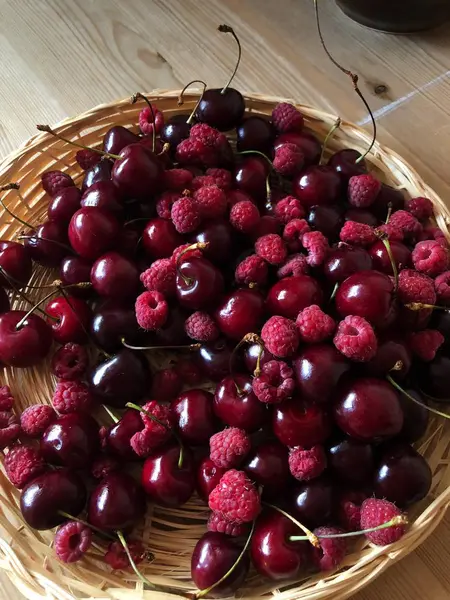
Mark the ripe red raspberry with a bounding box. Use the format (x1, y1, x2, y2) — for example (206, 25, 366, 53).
(191, 175, 216, 191)
(172, 243, 203, 265)
(150, 367, 183, 401)
(51, 343, 88, 381)
(360, 498, 407, 546)
(274, 196, 305, 224)
(311, 527, 347, 571)
(227, 189, 254, 207)
(210, 427, 251, 468)
(406, 196, 434, 221)
(20, 404, 56, 437)
(412, 240, 449, 277)
(91, 455, 120, 479)
(130, 400, 173, 457)
(235, 254, 268, 286)
(209, 469, 261, 524)
(348, 174, 381, 208)
(337, 490, 366, 532)
(4, 444, 46, 488)
(0, 385, 13, 411)
(138, 105, 164, 136)
(230, 200, 260, 233)
(282, 219, 311, 252)
(175, 358, 203, 385)
(104, 540, 147, 570)
(75, 149, 101, 171)
(277, 254, 309, 278)
(162, 168, 194, 191)
(272, 102, 304, 133)
(375, 223, 404, 242)
(334, 315, 377, 362)
(190, 123, 223, 146)
(296, 305, 335, 343)
(0, 411, 20, 449)
(252, 359, 295, 404)
(135, 290, 169, 330)
(435, 270, 450, 304)
(52, 380, 93, 413)
(261, 316, 299, 358)
(288, 445, 326, 481)
(205, 168, 233, 191)
(389, 210, 423, 240)
(273, 143, 304, 177)
(255, 234, 287, 265)
(194, 185, 227, 219)
(176, 138, 217, 167)
(408, 329, 444, 362)
(340, 221, 377, 247)
(207, 512, 249, 537)
(398, 269, 436, 305)
(156, 191, 180, 219)
(41, 170, 75, 196)
(302, 230, 329, 266)
(55, 521, 92, 564)
(171, 196, 201, 233)
(185, 311, 219, 342)
(140, 258, 176, 297)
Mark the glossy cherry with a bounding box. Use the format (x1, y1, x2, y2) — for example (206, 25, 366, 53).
(398, 389, 429, 443)
(80, 181, 124, 217)
(236, 116, 275, 155)
(46, 295, 92, 345)
(323, 245, 373, 283)
(47, 186, 82, 224)
(112, 143, 163, 200)
(198, 338, 234, 381)
(369, 240, 411, 275)
(266, 275, 323, 320)
(244, 342, 274, 374)
(160, 114, 192, 148)
(142, 218, 183, 259)
(196, 88, 245, 131)
(81, 158, 113, 192)
(372, 183, 405, 219)
(418, 349, 450, 401)
(24, 220, 69, 267)
(0, 311, 53, 367)
(103, 409, 143, 460)
(68, 207, 119, 260)
(327, 437, 374, 485)
(291, 476, 335, 528)
(171, 389, 218, 445)
(214, 288, 265, 341)
(103, 125, 140, 155)
(307, 205, 343, 240)
(292, 165, 341, 210)
(176, 256, 224, 311)
(155, 306, 190, 345)
(196, 457, 227, 503)
(243, 441, 291, 498)
(328, 148, 367, 182)
(273, 397, 331, 447)
(234, 156, 269, 204)
(41, 413, 99, 469)
(90, 305, 146, 353)
(0, 241, 32, 288)
(364, 338, 412, 380)
(59, 256, 93, 297)
(274, 131, 321, 166)
(90, 252, 140, 300)
(345, 208, 378, 226)
(192, 220, 235, 265)
(214, 374, 267, 432)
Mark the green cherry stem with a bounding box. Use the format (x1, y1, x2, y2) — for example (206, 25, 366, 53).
(381, 237, 398, 291)
(57, 511, 116, 541)
(387, 375, 450, 421)
(36, 125, 121, 160)
(103, 404, 119, 424)
(264, 503, 320, 548)
(319, 117, 342, 165)
(217, 24, 242, 94)
(116, 530, 156, 589)
(289, 515, 408, 542)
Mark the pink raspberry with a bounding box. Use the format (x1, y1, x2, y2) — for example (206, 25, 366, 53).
(130, 401, 173, 457)
(272, 102, 304, 133)
(230, 200, 260, 233)
(194, 185, 227, 219)
(311, 527, 347, 571)
(185, 311, 219, 342)
(348, 174, 381, 208)
(252, 359, 295, 404)
(296, 305, 335, 343)
(205, 168, 232, 191)
(138, 105, 164, 136)
(282, 219, 311, 252)
(334, 315, 377, 362)
(176, 138, 217, 167)
(91, 455, 120, 479)
(398, 269, 436, 305)
(135, 290, 169, 330)
(389, 210, 423, 240)
(435, 270, 450, 304)
(337, 490, 366, 532)
(288, 445, 327, 481)
(302, 230, 329, 266)
(235, 254, 268, 286)
(172, 243, 203, 265)
(41, 170, 75, 196)
(140, 258, 176, 296)
(190, 123, 222, 146)
(360, 498, 407, 546)
(51, 343, 88, 381)
(274, 196, 305, 224)
(52, 380, 93, 413)
(191, 175, 216, 191)
(255, 234, 287, 265)
(210, 427, 251, 468)
(277, 254, 309, 278)
(76, 149, 101, 171)
(406, 196, 434, 221)
(227, 189, 254, 207)
(162, 168, 194, 192)
(4, 444, 46, 488)
(340, 221, 377, 247)
(0, 412, 20, 449)
(207, 512, 249, 537)
(20, 404, 56, 437)
(209, 469, 261, 524)
(175, 358, 203, 385)
(421, 225, 448, 247)
(408, 329, 444, 362)
(375, 223, 404, 242)
(104, 540, 146, 570)
(261, 316, 299, 358)
(171, 196, 201, 233)
(0, 385, 14, 411)
(156, 191, 180, 219)
(273, 143, 304, 177)
(412, 240, 449, 277)
(150, 367, 182, 401)
(55, 521, 92, 564)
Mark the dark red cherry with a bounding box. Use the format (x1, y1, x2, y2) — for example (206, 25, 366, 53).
(20, 469, 86, 530)
(103, 409, 143, 460)
(327, 437, 374, 485)
(171, 389, 218, 445)
(292, 165, 341, 210)
(250, 215, 281, 240)
(68, 207, 119, 260)
(116, 224, 141, 259)
(24, 220, 69, 267)
(273, 398, 331, 447)
(274, 131, 321, 166)
(46, 295, 91, 345)
(328, 148, 367, 183)
(47, 186, 82, 223)
(81, 158, 113, 192)
(307, 205, 344, 240)
(418, 349, 450, 401)
(243, 441, 291, 498)
(142, 444, 195, 507)
(244, 343, 274, 373)
(196, 88, 245, 131)
(372, 183, 405, 219)
(90, 252, 140, 300)
(430, 309, 450, 340)
(345, 208, 378, 226)
(198, 338, 233, 382)
(291, 476, 334, 528)
(91, 305, 145, 353)
(160, 114, 191, 148)
(103, 125, 139, 155)
(196, 457, 227, 503)
(0, 288, 9, 314)
(0, 241, 32, 288)
(398, 389, 429, 443)
(214, 288, 264, 341)
(266, 275, 323, 319)
(112, 143, 163, 200)
(236, 116, 275, 155)
(142, 218, 183, 259)
(192, 220, 235, 265)
(41, 413, 99, 469)
(214, 374, 267, 432)
(364, 338, 412, 380)
(0, 311, 53, 367)
(176, 256, 224, 311)
(369, 240, 411, 275)
(155, 306, 190, 346)
(88, 472, 146, 531)
(323, 246, 373, 283)
(234, 156, 269, 204)
(59, 256, 93, 297)
(80, 181, 124, 217)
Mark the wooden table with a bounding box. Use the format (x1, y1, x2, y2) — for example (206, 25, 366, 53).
(0, 1, 449, 598)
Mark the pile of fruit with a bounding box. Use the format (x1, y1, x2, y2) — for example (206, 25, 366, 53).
(1, 24, 450, 599)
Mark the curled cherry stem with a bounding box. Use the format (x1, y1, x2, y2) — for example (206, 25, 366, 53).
(387, 375, 450, 421)
(218, 24, 242, 94)
(131, 93, 156, 153)
(289, 515, 408, 542)
(175, 242, 208, 286)
(36, 125, 121, 160)
(319, 117, 342, 164)
(0, 184, 34, 230)
(178, 80, 208, 125)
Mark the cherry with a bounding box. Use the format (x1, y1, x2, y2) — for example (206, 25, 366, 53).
(41, 413, 100, 468)
(20, 469, 87, 530)
(81, 158, 113, 192)
(234, 156, 269, 204)
(323, 245, 373, 283)
(431, 310, 450, 340)
(112, 143, 163, 200)
(47, 186, 82, 224)
(141, 444, 195, 507)
(116, 224, 141, 259)
(292, 344, 351, 405)
(214, 288, 264, 341)
(250, 215, 281, 240)
(88, 472, 146, 531)
(103, 409, 143, 460)
(369, 240, 411, 275)
(80, 181, 124, 217)
(155, 306, 190, 346)
(372, 183, 405, 219)
(398, 389, 429, 443)
(236, 116, 275, 155)
(307, 205, 344, 240)
(176, 256, 224, 310)
(103, 125, 139, 155)
(418, 349, 450, 401)
(0, 287, 9, 314)
(334, 378, 403, 441)
(266, 275, 323, 319)
(196, 457, 227, 503)
(291, 476, 335, 528)
(292, 166, 341, 210)
(273, 398, 331, 447)
(191, 532, 249, 598)
(160, 114, 191, 148)
(274, 131, 322, 166)
(243, 441, 291, 498)
(46, 295, 92, 345)
(192, 220, 236, 265)
(90, 252, 140, 300)
(171, 389, 218, 445)
(328, 148, 367, 182)
(198, 338, 233, 381)
(0, 241, 32, 288)
(373, 441, 432, 508)
(244, 342, 274, 373)
(364, 338, 411, 380)
(345, 208, 378, 227)
(142, 218, 183, 259)
(24, 220, 70, 267)
(0, 311, 53, 367)
(60, 256, 93, 297)
(91, 304, 146, 353)
(327, 437, 374, 485)
(214, 374, 267, 432)
(68, 207, 119, 260)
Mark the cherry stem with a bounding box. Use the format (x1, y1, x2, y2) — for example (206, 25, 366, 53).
(121, 339, 201, 352)
(0, 184, 34, 230)
(237, 149, 272, 169)
(195, 519, 254, 599)
(329, 282, 339, 303)
(36, 125, 121, 160)
(131, 93, 156, 153)
(178, 80, 208, 125)
(404, 302, 446, 312)
(289, 515, 408, 542)
(264, 503, 320, 548)
(0, 266, 51, 319)
(231, 333, 264, 388)
(385, 202, 393, 224)
(218, 24, 242, 94)
(314, 0, 376, 163)
(15, 289, 59, 329)
(381, 237, 398, 291)
(175, 242, 208, 286)
(319, 117, 342, 165)
(387, 375, 450, 421)
(57, 511, 116, 541)
(57, 284, 96, 345)
(17, 233, 74, 255)
(102, 404, 119, 424)
(116, 530, 156, 589)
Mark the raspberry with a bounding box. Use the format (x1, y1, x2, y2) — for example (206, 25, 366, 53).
(339, 221, 377, 247)
(138, 105, 164, 136)
(277, 254, 309, 278)
(156, 191, 180, 219)
(0, 411, 20, 449)
(406, 196, 433, 221)
(185, 311, 219, 342)
(41, 170, 75, 196)
(130, 401, 173, 458)
(389, 210, 423, 240)
(311, 527, 347, 571)
(162, 168, 194, 192)
(191, 175, 216, 191)
(360, 498, 407, 546)
(175, 358, 203, 385)
(230, 201, 260, 233)
(190, 123, 223, 146)
(135, 290, 168, 330)
(91, 455, 120, 479)
(288, 445, 326, 481)
(20, 404, 55, 437)
(209, 469, 261, 524)
(150, 367, 182, 401)
(273, 143, 304, 177)
(227, 189, 254, 207)
(261, 316, 299, 358)
(51, 343, 88, 381)
(274, 196, 305, 224)
(176, 138, 217, 167)
(207, 512, 249, 537)
(271, 102, 304, 133)
(194, 185, 227, 219)
(55, 521, 92, 563)
(337, 490, 366, 532)
(172, 243, 203, 265)
(375, 223, 404, 242)
(255, 234, 287, 265)
(435, 270, 450, 304)
(302, 230, 329, 266)
(408, 329, 444, 362)
(0, 385, 13, 411)
(171, 196, 201, 233)
(4, 444, 46, 488)
(140, 258, 176, 297)
(421, 225, 448, 247)
(235, 254, 268, 286)
(205, 168, 233, 191)
(412, 240, 449, 277)
(252, 359, 295, 404)
(52, 380, 93, 413)
(282, 219, 311, 252)
(334, 315, 377, 362)
(296, 305, 335, 343)
(348, 174, 381, 208)
(398, 269, 436, 305)
(210, 427, 251, 468)
(75, 149, 101, 171)
(104, 540, 146, 570)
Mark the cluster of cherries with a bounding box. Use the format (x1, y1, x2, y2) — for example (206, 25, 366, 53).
(1, 23, 450, 599)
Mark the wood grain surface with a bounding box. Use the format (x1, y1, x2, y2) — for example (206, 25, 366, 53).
(0, 1, 449, 599)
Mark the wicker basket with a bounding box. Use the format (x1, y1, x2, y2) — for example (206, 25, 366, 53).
(0, 90, 450, 600)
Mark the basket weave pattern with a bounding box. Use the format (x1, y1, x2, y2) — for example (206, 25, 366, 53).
(0, 90, 450, 600)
